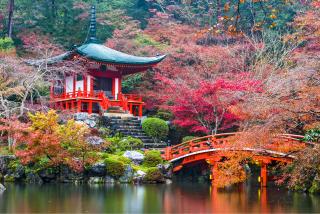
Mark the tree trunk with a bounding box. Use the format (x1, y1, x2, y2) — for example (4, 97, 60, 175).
(7, 0, 14, 38)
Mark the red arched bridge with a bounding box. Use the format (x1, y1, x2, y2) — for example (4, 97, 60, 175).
(161, 132, 311, 187)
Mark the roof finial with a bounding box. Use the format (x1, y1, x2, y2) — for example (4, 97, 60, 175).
(87, 5, 98, 43)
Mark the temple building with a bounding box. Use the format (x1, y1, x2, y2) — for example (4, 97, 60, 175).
(36, 6, 165, 117)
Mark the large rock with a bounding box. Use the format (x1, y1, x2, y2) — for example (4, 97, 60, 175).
(123, 151, 144, 164)
(0, 183, 5, 192)
(133, 170, 146, 184)
(38, 168, 57, 182)
(157, 164, 173, 179)
(86, 136, 105, 146)
(5, 164, 25, 181)
(74, 112, 88, 121)
(119, 165, 134, 183)
(58, 166, 83, 183)
(84, 119, 96, 128)
(26, 173, 43, 184)
(0, 155, 16, 175)
(88, 177, 104, 184)
(89, 162, 106, 176)
(104, 176, 115, 183)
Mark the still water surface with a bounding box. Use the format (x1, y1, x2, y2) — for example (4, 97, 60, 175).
(0, 183, 320, 213)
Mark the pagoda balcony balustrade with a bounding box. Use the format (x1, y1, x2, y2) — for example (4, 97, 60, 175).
(50, 90, 144, 116)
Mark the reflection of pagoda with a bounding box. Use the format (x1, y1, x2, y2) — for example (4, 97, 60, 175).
(44, 6, 165, 116)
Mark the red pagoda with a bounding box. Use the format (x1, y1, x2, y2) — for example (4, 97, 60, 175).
(43, 6, 165, 117)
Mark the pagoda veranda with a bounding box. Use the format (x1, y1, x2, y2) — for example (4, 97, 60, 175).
(27, 5, 166, 146)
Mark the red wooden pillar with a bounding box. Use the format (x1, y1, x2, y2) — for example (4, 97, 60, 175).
(129, 103, 133, 114)
(71, 101, 75, 110)
(138, 104, 143, 117)
(207, 157, 220, 186)
(65, 101, 69, 110)
(88, 100, 93, 114)
(112, 78, 115, 98)
(77, 100, 81, 112)
(260, 161, 268, 187)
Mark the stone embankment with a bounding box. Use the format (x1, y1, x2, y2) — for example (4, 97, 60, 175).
(0, 154, 172, 185)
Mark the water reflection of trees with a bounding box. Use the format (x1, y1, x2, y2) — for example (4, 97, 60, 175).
(0, 183, 320, 213)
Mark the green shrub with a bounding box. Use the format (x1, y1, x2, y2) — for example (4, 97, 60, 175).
(104, 157, 125, 178)
(0, 37, 14, 51)
(143, 150, 163, 167)
(142, 118, 169, 140)
(155, 110, 173, 121)
(107, 135, 144, 152)
(117, 156, 132, 165)
(182, 136, 196, 142)
(144, 167, 164, 183)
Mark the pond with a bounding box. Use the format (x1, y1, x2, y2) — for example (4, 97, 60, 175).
(0, 183, 319, 213)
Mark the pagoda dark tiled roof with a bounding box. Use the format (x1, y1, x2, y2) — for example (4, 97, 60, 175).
(75, 42, 166, 65)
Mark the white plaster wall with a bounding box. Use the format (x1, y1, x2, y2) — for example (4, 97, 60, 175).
(87, 76, 91, 93)
(115, 78, 119, 99)
(76, 80, 84, 91)
(65, 76, 74, 93)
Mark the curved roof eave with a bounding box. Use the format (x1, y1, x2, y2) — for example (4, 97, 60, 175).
(25, 51, 72, 66)
(75, 43, 166, 66)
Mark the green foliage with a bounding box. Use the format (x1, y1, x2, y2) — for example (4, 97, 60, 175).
(182, 136, 196, 142)
(98, 127, 112, 138)
(303, 128, 320, 143)
(143, 150, 163, 167)
(154, 110, 173, 121)
(142, 118, 169, 140)
(104, 157, 125, 178)
(134, 34, 167, 49)
(122, 74, 143, 93)
(106, 134, 143, 152)
(0, 37, 15, 52)
(144, 167, 164, 183)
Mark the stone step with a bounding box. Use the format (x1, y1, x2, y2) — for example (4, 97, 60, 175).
(116, 129, 143, 133)
(112, 126, 142, 129)
(110, 122, 141, 126)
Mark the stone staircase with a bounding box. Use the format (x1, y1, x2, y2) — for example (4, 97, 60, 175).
(102, 116, 167, 148)
(106, 106, 126, 114)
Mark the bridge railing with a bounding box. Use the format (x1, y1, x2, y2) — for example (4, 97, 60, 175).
(165, 133, 238, 160)
(163, 133, 306, 161)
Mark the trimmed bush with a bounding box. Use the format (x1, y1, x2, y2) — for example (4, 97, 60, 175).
(143, 150, 163, 167)
(144, 167, 164, 183)
(155, 110, 173, 121)
(107, 135, 144, 152)
(104, 158, 125, 178)
(182, 136, 196, 142)
(142, 118, 169, 140)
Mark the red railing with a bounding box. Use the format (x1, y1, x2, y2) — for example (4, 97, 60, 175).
(123, 94, 143, 102)
(51, 91, 143, 113)
(163, 133, 306, 161)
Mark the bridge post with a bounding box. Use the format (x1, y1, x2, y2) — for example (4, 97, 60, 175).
(206, 157, 221, 186)
(260, 161, 268, 187)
